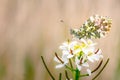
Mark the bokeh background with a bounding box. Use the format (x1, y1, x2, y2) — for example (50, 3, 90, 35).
(0, 0, 120, 80)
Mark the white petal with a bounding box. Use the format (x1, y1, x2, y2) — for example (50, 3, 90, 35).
(87, 69, 91, 76)
(88, 57, 94, 63)
(59, 45, 67, 50)
(59, 42, 69, 50)
(56, 64, 64, 68)
(62, 42, 69, 46)
(93, 54, 103, 61)
(62, 51, 69, 55)
(75, 57, 80, 64)
(67, 54, 74, 58)
(62, 53, 68, 59)
(70, 41, 77, 47)
(82, 62, 89, 67)
(91, 55, 99, 61)
(82, 48, 89, 54)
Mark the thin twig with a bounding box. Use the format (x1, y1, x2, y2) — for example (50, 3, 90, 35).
(92, 58, 110, 80)
(65, 70, 70, 80)
(41, 56, 55, 80)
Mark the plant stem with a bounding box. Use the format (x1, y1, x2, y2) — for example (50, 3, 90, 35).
(92, 58, 110, 80)
(69, 59, 73, 68)
(75, 68, 80, 80)
(41, 56, 55, 80)
(65, 70, 70, 80)
(59, 73, 62, 80)
(65, 65, 76, 71)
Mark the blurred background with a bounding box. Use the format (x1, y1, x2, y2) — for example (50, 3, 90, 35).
(0, 0, 119, 80)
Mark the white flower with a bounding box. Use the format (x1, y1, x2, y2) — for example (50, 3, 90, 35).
(59, 40, 78, 59)
(77, 39, 103, 63)
(54, 40, 79, 69)
(55, 39, 103, 76)
(86, 49, 103, 63)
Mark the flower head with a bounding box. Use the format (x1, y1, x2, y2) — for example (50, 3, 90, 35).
(54, 39, 103, 75)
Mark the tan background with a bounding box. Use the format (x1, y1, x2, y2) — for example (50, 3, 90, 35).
(0, 0, 119, 80)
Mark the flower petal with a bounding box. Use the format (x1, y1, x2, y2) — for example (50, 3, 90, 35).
(56, 64, 64, 68)
(82, 62, 89, 67)
(88, 57, 94, 63)
(67, 54, 74, 58)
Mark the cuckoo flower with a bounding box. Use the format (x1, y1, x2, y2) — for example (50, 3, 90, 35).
(54, 39, 103, 75)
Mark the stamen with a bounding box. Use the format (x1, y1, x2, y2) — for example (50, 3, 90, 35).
(95, 49, 99, 54)
(80, 57, 83, 64)
(55, 52, 64, 64)
(67, 39, 70, 43)
(70, 49, 73, 55)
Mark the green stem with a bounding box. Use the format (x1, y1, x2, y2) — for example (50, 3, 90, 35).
(80, 74, 89, 77)
(41, 56, 55, 80)
(69, 59, 75, 79)
(75, 68, 80, 80)
(59, 73, 62, 80)
(69, 59, 73, 68)
(65, 65, 76, 71)
(92, 58, 110, 80)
